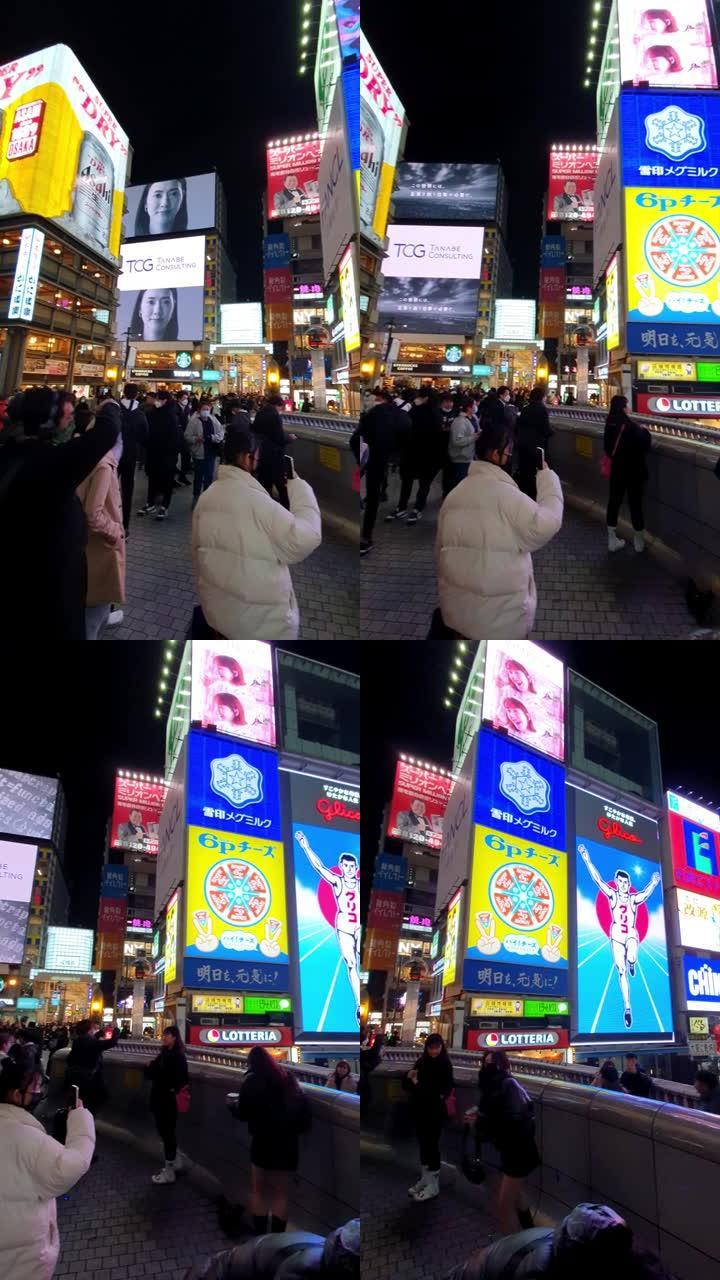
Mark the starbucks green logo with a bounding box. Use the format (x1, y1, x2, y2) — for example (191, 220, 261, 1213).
(176, 351, 192, 369)
(445, 345, 463, 364)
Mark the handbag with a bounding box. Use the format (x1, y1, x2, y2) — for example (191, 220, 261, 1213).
(175, 1084, 191, 1114)
(600, 421, 625, 478)
(444, 1089, 457, 1120)
(460, 1120, 486, 1185)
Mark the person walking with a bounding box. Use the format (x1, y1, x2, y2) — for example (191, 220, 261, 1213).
(230, 1045, 311, 1235)
(65, 1019, 118, 1118)
(477, 1049, 539, 1234)
(326, 1060, 356, 1093)
(620, 1053, 652, 1098)
(253, 393, 290, 508)
(385, 388, 444, 526)
(175, 391, 193, 486)
(185, 398, 225, 508)
(436, 420, 564, 639)
(145, 1025, 189, 1185)
(515, 386, 553, 500)
(0, 1057, 95, 1280)
(118, 384, 148, 536)
(603, 395, 651, 552)
(192, 425, 321, 639)
(357, 388, 409, 555)
(403, 1033, 455, 1202)
(444, 400, 478, 496)
(76, 403, 126, 640)
(137, 388, 183, 521)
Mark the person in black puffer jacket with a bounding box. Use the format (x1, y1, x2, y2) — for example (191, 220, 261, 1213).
(187, 1218, 360, 1279)
(137, 388, 183, 521)
(443, 1201, 679, 1280)
(477, 1049, 540, 1234)
(253, 394, 290, 509)
(145, 1024, 189, 1184)
(402, 1032, 455, 1202)
(603, 394, 651, 553)
(515, 386, 553, 500)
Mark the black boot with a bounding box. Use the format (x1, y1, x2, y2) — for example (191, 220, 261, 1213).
(252, 1214, 269, 1235)
(517, 1208, 534, 1230)
(270, 1216, 287, 1233)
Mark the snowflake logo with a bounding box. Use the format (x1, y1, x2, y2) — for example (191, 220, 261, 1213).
(499, 761, 551, 815)
(210, 754, 263, 808)
(644, 105, 707, 162)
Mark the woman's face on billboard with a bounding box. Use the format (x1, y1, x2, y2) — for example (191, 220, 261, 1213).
(140, 290, 174, 338)
(145, 180, 184, 231)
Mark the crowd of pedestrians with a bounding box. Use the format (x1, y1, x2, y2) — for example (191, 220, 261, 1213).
(0, 384, 323, 640)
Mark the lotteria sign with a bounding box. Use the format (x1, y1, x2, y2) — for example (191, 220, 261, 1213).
(188, 1026, 293, 1047)
(683, 953, 720, 1012)
(466, 1028, 569, 1051)
(637, 395, 720, 418)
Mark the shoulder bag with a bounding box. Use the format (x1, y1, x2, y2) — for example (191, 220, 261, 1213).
(600, 421, 625, 478)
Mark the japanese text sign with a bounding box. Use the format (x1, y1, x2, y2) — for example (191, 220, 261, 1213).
(474, 730, 566, 853)
(111, 776, 165, 856)
(387, 759, 452, 849)
(187, 731, 281, 841)
(667, 789, 720, 899)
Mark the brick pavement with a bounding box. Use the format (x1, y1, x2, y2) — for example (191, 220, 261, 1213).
(360, 475, 695, 640)
(101, 475, 358, 641)
(55, 1131, 233, 1280)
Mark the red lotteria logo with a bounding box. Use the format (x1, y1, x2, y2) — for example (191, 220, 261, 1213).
(485, 1032, 500, 1047)
(597, 817, 642, 844)
(206, 1028, 220, 1043)
(316, 798, 360, 823)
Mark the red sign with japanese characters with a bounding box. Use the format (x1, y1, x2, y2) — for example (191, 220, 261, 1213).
(367, 890, 404, 930)
(98, 896, 126, 935)
(387, 759, 452, 850)
(111, 775, 166, 855)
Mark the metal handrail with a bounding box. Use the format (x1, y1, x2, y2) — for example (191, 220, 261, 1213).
(551, 405, 720, 447)
(282, 413, 356, 434)
(106, 1039, 343, 1087)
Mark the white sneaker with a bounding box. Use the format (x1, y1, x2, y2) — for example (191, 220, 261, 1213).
(607, 527, 626, 552)
(152, 1164, 176, 1184)
(633, 532, 646, 552)
(408, 1167, 429, 1197)
(173, 1151, 189, 1173)
(413, 1171, 439, 1201)
(106, 609, 124, 627)
(137, 504, 157, 517)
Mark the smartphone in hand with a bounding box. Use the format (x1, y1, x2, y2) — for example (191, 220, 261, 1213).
(71, 1084, 80, 1109)
(283, 454, 296, 481)
(536, 447, 545, 471)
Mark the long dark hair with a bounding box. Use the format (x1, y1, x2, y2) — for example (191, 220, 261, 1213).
(163, 1024, 185, 1053)
(129, 288, 179, 340)
(0, 1056, 35, 1102)
(422, 1033, 450, 1061)
(606, 394, 629, 425)
(134, 178, 188, 236)
(332, 1059, 351, 1087)
(247, 1045, 290, 1090)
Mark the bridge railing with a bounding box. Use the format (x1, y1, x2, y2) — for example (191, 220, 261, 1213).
(551, 404, 720, 446)
(278, 414, 357, 538)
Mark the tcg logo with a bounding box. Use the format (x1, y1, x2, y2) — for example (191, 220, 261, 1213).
(393, 242, 426, 259)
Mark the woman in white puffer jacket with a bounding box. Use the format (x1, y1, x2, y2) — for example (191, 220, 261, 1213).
(0, 1057, 96, 1280)
(436, 419, 563, 639)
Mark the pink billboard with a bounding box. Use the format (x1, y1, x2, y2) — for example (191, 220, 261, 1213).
(111, 777, 166, 855)
(190, 642, 276, 748)
(482, 641, 565, 763)
(266, 136, 321, 220)
(618, 0, 717, 89)
(387, 760, 453, 850)
(547, 149, 598, 222)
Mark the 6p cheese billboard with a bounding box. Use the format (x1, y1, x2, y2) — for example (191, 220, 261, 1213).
(0, 45, 129, 261)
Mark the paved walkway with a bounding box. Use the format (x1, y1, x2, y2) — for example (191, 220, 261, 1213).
(102, 476, 358, 640)
(360, 475, 695, 640)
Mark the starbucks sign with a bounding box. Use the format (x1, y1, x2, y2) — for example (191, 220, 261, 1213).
(176, 351, 192, 369)
(445, 345, 463, 364)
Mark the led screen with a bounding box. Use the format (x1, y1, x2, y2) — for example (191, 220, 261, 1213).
(123, 172, 216, 239)
(392, 162, 499, 222)
(482, 642, 565, 764)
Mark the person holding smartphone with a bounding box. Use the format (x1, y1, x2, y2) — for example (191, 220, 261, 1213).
(514, 386, 554, 501)
(0, 1056, 95, 1279)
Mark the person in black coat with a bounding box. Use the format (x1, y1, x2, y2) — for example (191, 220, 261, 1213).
(66, 1018, 119, 1117)
(175, 391, 193, 485)
(359, 389, 410, 554)
(230, 1045, 309, 1235)
(186, 1218, 360, 1279)
(118, 383, 148, 535)
(477, 1049, 540, 1234)
(253, 394, 290, 509)
(619, 1054, 652, 1098)
(403, 1033, 454, 1201)
(387, 389, 444, 526)
(603, 394, 651, 553)
(515, 386, 553, 500)
(138, 389, 183, 520)
(0, 386, 119, 639)
(145, 1024, 189, 1184)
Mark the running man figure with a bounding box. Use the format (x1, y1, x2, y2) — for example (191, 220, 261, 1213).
(295, 831, 361, 1022)
(579, 843, 660, 1028)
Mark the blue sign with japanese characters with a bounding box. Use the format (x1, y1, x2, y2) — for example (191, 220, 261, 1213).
(186, 730, 282, 842)
(474, 730, 566, 853)
(182, 957, 288, 992)
(100, 864, 129, 899)
(372, 854, 408, 893)
(621, 91, 720, 189)
(462, 958, 568, 998)
(627, 322, 720, 356)
(540, 236, 566, 268)
(262, 234, 291, 268)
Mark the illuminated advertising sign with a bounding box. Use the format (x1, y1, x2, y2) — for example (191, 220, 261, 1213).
(463, 825, 568, 996)
(0, 840, 37, 963)
(360, 35, 406, 246)
(695, 362, 720, 382)
(362, 929, 397, 971)
(0, 45, 129, 261)
(314, 0, 342, 139)
(123, 172, 216, 239)
(339, 243, 360, 352)
(637, 360, 696, 379)
(263, 234, 291, 268)
(8, 228, 44, 321)
(379, 278, 481, 335)
(539, 269, 566, 305)
(547, 148, 599, 222)
(677, 887, 720, 952)
(189, 1025, 293, 1047)
(616, 0, 717, 90)
(594, 99, 622, 284)
(466, 1028, 569, 1051)
(392, 162, 499, 223)
(164, 890, 179, 985)
(636, 394, 720, 417)
(541, 236, 566, 268)
(336, 0, 359, 62)
(367, 891, 403, 930)
(221, 303, 263, 346)
(45, 926, 94, 973)
(184, 826, 288, 992)
(524, 998, 569, 1017)
(668, 792, 720, 899)
(597, 0, 620, 148)
(572, 786, 673, 1041)
(493, 299, 537, 342)
(97, 898, 125, 934)
(189, 641, 276, 748)
(266, 135, 321, 220)
(0, 769, 58, 842)
(96, 934, 123, 969)
(606, 256, 620, 351)
(474, 730, 566, 853)
(186, 731, 281, 840)
(100, 865, 129, 899)
(443, 888, 462, 988)
(383, 224, 485, 282)
(244, 994, 292, 1015)
(115, 234, 205, 342)
(387, 759, 453, 850)
(191, 992, 244, 1014)
(470, 996, 524, 1016)
(620, 91, 720, 189)
(683, 953, 720, 1011)
(482, 642, 565, 764)
(290, 772, 360, 1034)
(111, 775, 165, 855)
(372, 854, 407, 893)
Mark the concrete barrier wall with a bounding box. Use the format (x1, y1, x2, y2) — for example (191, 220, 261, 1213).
(281, 415, 357, 541)
(46, 1047, 358, 1236)
(365, 1064, 720, 1280)
(549, 415, 720, 589)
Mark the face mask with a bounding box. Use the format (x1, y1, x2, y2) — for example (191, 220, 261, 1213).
(200, 409, 210, 419)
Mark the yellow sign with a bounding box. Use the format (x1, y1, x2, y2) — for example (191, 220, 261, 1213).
(625, 188, 720, 336)
(165, 890, 178, 986)
(192, 993, 244, 1014)
(318, 445, 341, 472)
(185, 826, 288, 967)
(575, 435, 593, 459)
(470, 997, 523, 1017)
(638, 360, 697, 380)
(606, 254, 620, 351)
(689, 1016, 709, 1035)
(0, 45, 129, 261)
(465, 825, 568, 971)
(339, 244, 360, 353)
(442, 888, 462, 988)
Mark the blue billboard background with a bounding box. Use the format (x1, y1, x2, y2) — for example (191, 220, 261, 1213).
(474, 729, 566, 853)
(621, 91, 720, 187)
(683, 952, 720, 1013)
(293, 820, 360, 1033)
(100, 865, 129, 899)
(182, 957, 288, 993)
(187, 731, 281, 841)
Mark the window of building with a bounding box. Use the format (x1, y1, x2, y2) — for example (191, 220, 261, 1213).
(568, 671, 662, 803)
(277, 651, 359, 764)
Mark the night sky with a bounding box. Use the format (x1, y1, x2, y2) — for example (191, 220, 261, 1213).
(362, 642, 720, 906)
(0, 643, 359, 930)
(1, 4, 316, 298)
(361, 0, 597, 297)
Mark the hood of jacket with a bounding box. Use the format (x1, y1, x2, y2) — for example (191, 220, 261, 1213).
(553, 1203, 633, 1269)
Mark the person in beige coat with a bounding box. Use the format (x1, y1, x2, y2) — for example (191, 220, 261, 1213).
(76, 401, 126, 640)
(436, 419, 563, 639)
